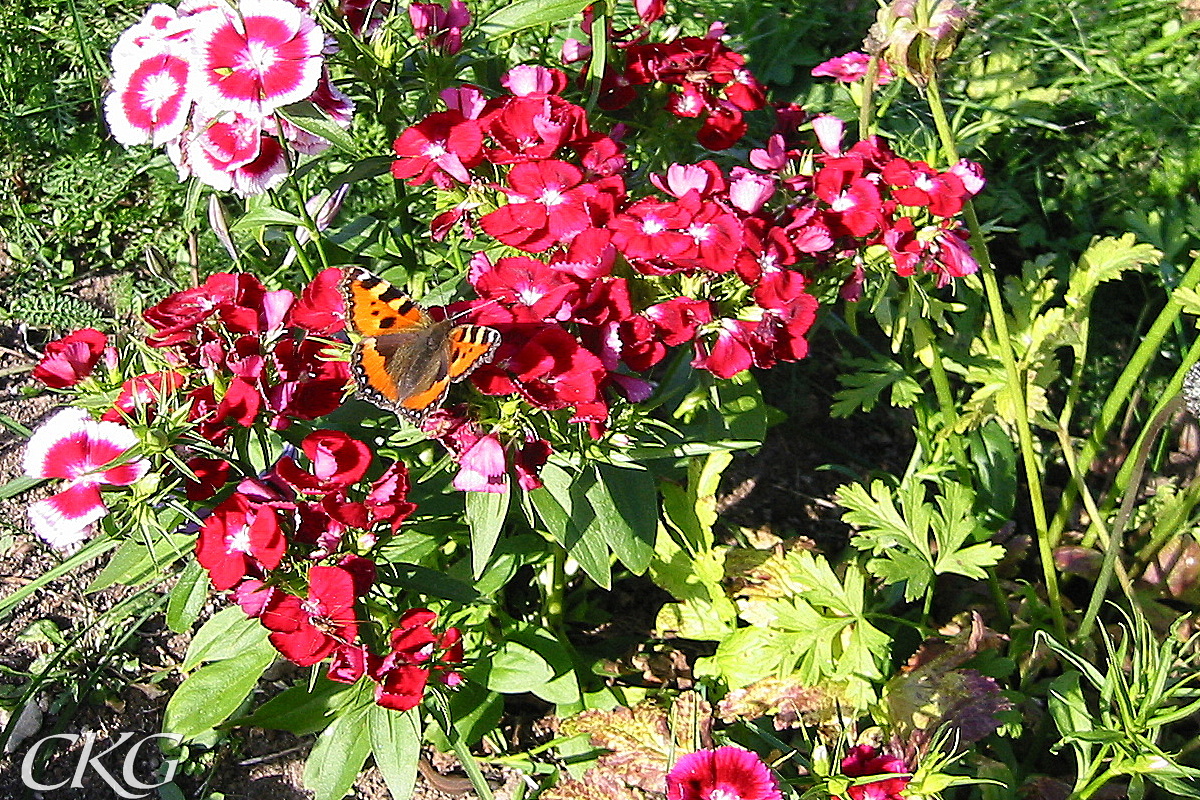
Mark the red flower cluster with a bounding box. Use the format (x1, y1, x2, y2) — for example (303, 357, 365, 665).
(194, 428, 458, 710)
(139, 267, 349, 440)
(616, 33, 768, 150)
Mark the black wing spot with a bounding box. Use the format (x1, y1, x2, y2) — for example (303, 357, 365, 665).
(378, 315, 397, 329)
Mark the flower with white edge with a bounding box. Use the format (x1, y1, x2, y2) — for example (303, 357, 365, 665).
(23, 408, 149, 551)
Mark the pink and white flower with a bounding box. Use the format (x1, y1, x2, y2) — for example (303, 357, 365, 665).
(105, 53, 193, 146)
(23, 408, 150, 551)
(189, 0, 325, 117)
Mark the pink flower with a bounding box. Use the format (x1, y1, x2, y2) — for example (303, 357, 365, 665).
(189, 0, 325, 116)
(409, 0, 469, 53)
(105, 52, 192, 146)
(728, 168, 775, 214)
(23, 408, 150, 550)
(392, 110, 483, 186)
(33, 329, 108, 389)
(811, 52, 894, 85)
(838, 746, 910, 800)
(667, 747, 783, 800)
(452, 433, 508, 493)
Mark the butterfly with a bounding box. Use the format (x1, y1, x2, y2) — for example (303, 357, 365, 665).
(341, 267, 501, 425)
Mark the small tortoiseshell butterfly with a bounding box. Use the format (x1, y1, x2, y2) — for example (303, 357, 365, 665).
(342, 267, 501, 425)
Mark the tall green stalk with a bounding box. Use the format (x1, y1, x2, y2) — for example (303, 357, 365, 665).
(924, 74, 1066, 638)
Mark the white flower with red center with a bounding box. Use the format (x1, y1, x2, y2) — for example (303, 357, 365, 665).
(23, 408, 150, 551)
(189, 0, 325, 117)
(105, 53, 193, 146)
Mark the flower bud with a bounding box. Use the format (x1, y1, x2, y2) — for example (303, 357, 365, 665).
(865, 0, 971, 86)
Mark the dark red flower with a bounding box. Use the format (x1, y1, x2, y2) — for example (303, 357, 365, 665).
(184, 456, 231, 502)
(364, 462, 418, 533)
(275, 430, 372, 494)
(260, 565, 361, 666)
(196, 494, 285, 591)
(34, 329, 108, 388)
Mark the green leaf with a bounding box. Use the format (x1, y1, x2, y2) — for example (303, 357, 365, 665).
(465, 486, 510, 578)
(183, 606, 267, 670)
(304, 701, 374, 800)
(1066, 234, 1160, 306)
(424, 681, 502, 748)
(234, 678, 359, 735)
(87, 533, 192, 591)
(369, 706, 421, 800)
(230, 205, 307, 233)
(164, 635, 276, 740)
(485, 641, 554, 693)
(588, 464, 656, 574)
(530, 463, 611, 588)
(376, 563, 486, 604)
(0, 476, 40, 500)
(166, 559, 209, 634)
(832, 356, 922, 417)
(279, 101, 357, 156)
(477, 0, 592, 38)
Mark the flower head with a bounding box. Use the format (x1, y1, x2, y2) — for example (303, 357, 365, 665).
(33, 329, 109, 389)
(667, 746, 783, 800)
(23, 408, 150, 550)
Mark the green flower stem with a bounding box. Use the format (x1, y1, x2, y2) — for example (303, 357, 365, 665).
(545, 544, 566, 635)
(1135, 466, 1200, 570)
(858, 56, 881, 139)
(924, 73, 1066, 639)
(1078, 313, 1200, 550)
(433, 694, 495, 800)
(911, 314, 968, 474)
(1059, 252, 1200, 549)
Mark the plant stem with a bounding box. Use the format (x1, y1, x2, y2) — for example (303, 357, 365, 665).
(1055, 252, 1200, 548)
(924, 73, 1066, 639)
(433, 694, 495, 800)
(1081, 333, 1200, 554)
(545, 544, 566, 635)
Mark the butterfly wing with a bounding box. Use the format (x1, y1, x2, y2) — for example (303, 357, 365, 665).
(446, 325, 502, 382)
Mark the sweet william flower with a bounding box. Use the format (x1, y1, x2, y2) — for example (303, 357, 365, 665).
(24, 408, 150, 551)
(260, 565, 361, 666)
(105, 52, 192, 146)
(666, 746, 783, 800)
(275, 430, 373, 494)
(33, 329, 108, 389)
(392, 110, 484, 186)
(837, 745, 910, 800)
(196, 493, 285, 590)
(409, 0, 469, 53)
(188, 0, 325, 117)
(452, 433, 508, 493)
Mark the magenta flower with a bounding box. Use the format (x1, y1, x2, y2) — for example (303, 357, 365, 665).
(452, 433, 508, 493)
(23, 408, 150, 551)
(666, 746, 783, 800)
(838, 745, 910, 800)
(189, 0, 325, 116)
(811, 52, 894, 86)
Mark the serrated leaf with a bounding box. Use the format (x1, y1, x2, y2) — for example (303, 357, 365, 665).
(832, 356, 921, 417)
(1066, 234, 1160, 305)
